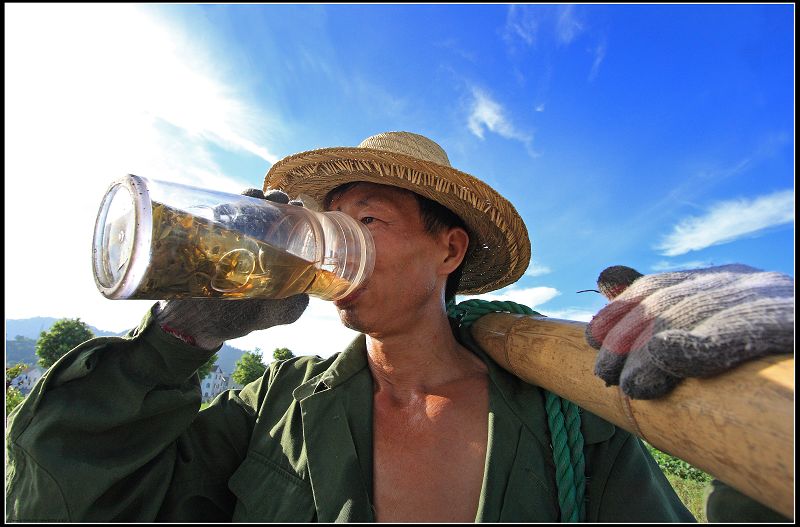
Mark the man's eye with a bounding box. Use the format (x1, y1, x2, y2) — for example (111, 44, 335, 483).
(361, 217, 376, 225)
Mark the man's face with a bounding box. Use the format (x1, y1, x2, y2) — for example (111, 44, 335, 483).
(325, 182, 459, 335)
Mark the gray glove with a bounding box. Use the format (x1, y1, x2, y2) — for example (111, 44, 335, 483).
(585, 264, 794, 399)
(155, 189, 309, 350)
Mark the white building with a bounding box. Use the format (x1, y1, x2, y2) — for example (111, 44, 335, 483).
(201, 365, 228, 402)
(10, 366, 44, 394)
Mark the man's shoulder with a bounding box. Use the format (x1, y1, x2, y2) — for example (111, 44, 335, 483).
(461, 334, 619, 446)
(267, 353, 339, 386)
(578, 407, 618, 445)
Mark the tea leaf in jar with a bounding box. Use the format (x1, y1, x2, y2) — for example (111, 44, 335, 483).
(179, 214, 194, 229)
(212, 248, 256, 292)
(133, 201, 352, 300)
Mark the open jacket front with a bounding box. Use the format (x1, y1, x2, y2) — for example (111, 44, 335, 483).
(6, 306, 693, 522)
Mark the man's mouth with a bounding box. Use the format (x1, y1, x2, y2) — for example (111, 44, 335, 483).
(334, 286, 366, 308)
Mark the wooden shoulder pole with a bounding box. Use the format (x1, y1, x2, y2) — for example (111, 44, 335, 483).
(471, 312, 794, 520)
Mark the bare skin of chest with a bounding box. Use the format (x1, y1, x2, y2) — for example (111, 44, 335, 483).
(372, 381, 489, 522)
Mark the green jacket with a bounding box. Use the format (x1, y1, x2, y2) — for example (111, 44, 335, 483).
(6, 306, 694, 522)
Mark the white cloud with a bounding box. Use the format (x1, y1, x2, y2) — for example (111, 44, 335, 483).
(651, 260, 716, 272)
(3, 4, 282, 328)
(436, 38, 478, 64)
(588, 39, 607, 81)
(538, 308, 595, 323)
(468, 87, 513, 139)
(655, 190, 795, 256)
(503, 5, 540, 47)
(504, 5, 585, 49)
(463, 285, 560, 309)
(524, 261, 552, 277)
(467, 87, 535, 155)
(556, 5, 584, 45)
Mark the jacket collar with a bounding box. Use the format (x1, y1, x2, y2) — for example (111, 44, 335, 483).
(291, 334, 368, 401)
(289, 326, 595, 522)
(293, 335, 375, 522)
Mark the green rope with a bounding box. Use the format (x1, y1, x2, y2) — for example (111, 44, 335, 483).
(447, 298, 587, 523)
(561, 398, 586, 521)
(547, 393, 579, 521)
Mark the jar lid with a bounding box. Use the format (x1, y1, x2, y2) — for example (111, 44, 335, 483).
(92, 175, 152, 299)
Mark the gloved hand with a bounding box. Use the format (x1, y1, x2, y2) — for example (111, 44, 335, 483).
(585, 264, 794, 399)
(155, 189, 309, 350)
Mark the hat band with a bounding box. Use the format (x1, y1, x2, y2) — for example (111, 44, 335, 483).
(284, 156, 510, 235)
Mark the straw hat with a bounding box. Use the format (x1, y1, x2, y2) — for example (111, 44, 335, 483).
(263, 131, 530, 294)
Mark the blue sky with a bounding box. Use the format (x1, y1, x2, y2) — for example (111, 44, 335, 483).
(5, 4, 794, 359)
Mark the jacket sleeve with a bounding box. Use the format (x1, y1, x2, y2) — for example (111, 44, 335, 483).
(585, 430, 696, 522)
(705, 479, 791, 522)
(5, 304, 262, 522)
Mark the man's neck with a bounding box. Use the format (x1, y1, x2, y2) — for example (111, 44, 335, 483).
(365, 309, 486, 402)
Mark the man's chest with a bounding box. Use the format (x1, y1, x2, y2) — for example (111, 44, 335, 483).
(371, 390, 489, 522)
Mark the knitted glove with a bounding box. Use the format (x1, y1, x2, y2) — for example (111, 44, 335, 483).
(585, 264, 794, 399)
(155, 189, 309, 350)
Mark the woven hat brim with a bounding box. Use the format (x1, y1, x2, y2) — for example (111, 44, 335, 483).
(264, 147, 531, 294)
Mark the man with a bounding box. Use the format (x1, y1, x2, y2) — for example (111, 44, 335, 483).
(6, 132, 790, 522)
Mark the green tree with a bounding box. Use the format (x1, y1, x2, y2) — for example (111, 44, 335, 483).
(6, 387, 25, 416)
(35, 318, 95, 369)
(6, 363, 30, 415)
(197, 353, 219, 381)
(232, 349, 267, 386)
(273, 347, 295, 361)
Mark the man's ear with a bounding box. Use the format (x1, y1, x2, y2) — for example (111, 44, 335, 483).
(441, 226, 469, 274)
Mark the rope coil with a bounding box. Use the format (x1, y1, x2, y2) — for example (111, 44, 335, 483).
(448, 298, 587, 522)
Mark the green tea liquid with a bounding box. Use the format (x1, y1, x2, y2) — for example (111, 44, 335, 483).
(129, 202, 351, 300)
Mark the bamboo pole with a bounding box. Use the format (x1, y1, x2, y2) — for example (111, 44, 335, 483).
(471, 312, 794, 520)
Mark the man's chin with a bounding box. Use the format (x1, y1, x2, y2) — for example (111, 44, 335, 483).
(336, 306, 367, 333)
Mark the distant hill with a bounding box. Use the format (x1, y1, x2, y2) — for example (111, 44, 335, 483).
(5, 317, 248, 375)
(6, 336, 38, 367)
(6, 317, 123, 340)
